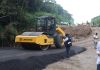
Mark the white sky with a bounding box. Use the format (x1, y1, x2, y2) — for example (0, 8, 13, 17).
(56, 0, 100, 24)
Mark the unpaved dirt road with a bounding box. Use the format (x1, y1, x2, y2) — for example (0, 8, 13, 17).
(43, 27, 100, 70)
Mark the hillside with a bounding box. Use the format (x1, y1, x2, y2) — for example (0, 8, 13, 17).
(0, 0, 73, 47)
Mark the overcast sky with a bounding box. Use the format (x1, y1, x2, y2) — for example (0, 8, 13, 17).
(56, 0, 100, 24)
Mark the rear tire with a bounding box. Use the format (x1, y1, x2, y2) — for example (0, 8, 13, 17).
(54, 33, 63, 48)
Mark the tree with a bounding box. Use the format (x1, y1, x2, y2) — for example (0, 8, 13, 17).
(91, 15, 100, 26)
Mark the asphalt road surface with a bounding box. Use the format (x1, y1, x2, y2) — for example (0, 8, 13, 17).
(0, 46, 86, 70)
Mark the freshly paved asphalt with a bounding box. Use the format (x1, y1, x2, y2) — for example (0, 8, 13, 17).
(0, 46, 86, 70)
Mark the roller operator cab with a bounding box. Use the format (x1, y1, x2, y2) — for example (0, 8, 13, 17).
(15, 16, 65, 50)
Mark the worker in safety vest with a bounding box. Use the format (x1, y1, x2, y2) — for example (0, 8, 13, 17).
(64, 34, 72, 58)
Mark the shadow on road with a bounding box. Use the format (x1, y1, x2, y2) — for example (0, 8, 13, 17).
(0, 46, 86, 70)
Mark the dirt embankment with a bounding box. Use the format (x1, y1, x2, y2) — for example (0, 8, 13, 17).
(61, 24, 92, 42)
(61, 24, 92, 37)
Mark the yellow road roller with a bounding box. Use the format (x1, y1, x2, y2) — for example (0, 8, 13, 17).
(15, 16, 65, 50)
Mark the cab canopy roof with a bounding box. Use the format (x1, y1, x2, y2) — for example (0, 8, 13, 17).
(37, 16, 55, 19)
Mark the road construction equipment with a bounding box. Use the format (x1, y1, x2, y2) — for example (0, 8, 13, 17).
(15, 16, 65, 50)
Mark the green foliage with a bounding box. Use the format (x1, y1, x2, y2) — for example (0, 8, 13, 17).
(41, 2, 73, 23)
(91, 15, 100, 26)
(0, 0, 18, 16)
(0, 25, 3, 33)
(5, 24, 18, 42)
(0, 23, 18, 47)
(0, 0, 74, 24)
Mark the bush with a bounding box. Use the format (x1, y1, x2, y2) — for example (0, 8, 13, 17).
(0, 23, 18, 47)
(5, 23, 18, 47)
